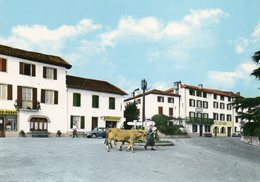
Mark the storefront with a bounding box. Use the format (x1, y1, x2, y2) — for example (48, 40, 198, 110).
(0, 110, 17, 137)
(103, 116, 121, 128)
(211, 121, 233, 137)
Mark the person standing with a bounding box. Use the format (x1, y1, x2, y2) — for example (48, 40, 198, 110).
(145, 125, 155, 151)
(72, 125, 78, 138)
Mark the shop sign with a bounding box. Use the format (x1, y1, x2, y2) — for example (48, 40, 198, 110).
(103, 116, 121, 121)
(0, 110, 17, 115)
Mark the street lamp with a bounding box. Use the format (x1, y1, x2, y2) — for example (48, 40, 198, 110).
(141, 79, 147, 129)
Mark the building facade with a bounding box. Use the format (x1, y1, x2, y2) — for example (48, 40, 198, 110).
(0, 44, 72, 137)
(124, 89, 181, 128)
(66, 75, 127, 134)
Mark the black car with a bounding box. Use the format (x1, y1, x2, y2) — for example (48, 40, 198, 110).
(85, 127, 106, 138)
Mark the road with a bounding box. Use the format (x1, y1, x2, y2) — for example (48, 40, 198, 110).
(0, 137, 259, 182)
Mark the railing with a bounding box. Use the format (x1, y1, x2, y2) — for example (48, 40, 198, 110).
(186, 117, 214, 125)
(31, 130, 48, 137)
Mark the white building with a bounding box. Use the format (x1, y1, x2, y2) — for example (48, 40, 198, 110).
(124, 89, 181, 128)
(0, 44, 72, 137)
(66, 75, 127, 133)
(169, 81, 241, 137)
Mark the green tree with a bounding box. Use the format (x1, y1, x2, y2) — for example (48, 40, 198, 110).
(234, 51, 260, 137)
(123, 102, 139, 129)
(152, 114, 187, 135)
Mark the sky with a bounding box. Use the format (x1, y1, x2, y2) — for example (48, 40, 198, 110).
(0, 0, 259, 97)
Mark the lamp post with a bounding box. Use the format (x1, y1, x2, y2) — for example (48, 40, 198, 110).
(141, 79, 147, 129)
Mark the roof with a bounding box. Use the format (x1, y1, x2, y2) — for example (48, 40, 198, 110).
(66, 75, 127, 95)
(124, 89, 180, 101)
(0, 44, 72, 69)
(181, 84, 240, 97)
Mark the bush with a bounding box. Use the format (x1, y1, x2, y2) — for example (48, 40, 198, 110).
(242, 122, 260, 139)
(19, 130, 26, 137)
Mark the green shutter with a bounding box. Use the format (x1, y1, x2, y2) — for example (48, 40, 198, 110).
(73, 93, 81, 107)
(80, 116, 85, 129)
(109, 97, 115, 110)
(70, 116, 73, 128)
(92, 95, 99, 108)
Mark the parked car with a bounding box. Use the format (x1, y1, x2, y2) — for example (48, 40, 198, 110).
(85, 127, 106, 138)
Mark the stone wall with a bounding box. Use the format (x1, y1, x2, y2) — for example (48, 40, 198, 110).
(241, 135, 260, 146)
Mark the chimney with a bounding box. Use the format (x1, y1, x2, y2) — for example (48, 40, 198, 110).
(198, 84, 203, 88)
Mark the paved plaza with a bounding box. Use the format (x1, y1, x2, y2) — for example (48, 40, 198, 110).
(0, 137, 259, 182)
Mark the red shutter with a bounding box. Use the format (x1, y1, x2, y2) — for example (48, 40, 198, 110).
(32, 88, 37, 109)
(0, 58, 6, 72)
(32, 64, 36, 77)
(54, 91, 58, 104)
(7, 85, 12, 100)
(43, 67, 46, 78)
(17, 86, 22, 108)
(19, 62, 24, 74)
(54, 68, 57, 80)
(41, 89, 45, 103)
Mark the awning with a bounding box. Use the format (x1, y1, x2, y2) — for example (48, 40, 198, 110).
(103, 116, 121, 122)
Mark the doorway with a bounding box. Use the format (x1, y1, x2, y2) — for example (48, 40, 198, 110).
(91, 117, 98, 130)
(0, 117, 5, 137)
(199, 125, 203, 137)
(227, 127, 232, 137)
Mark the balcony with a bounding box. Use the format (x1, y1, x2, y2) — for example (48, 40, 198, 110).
(186, 117, 214, 125)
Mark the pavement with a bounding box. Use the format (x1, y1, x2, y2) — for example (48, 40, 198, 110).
(0, 137, 259, 182)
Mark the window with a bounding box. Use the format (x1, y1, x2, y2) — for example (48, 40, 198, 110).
(213, 101, 218, 109)
(189, 112, 195, 117)
(220, 103, 225, 109)
(0, 58, 7, 72)
(41, 89, 58, 104)
(203, 92, 207, 98)
(136, 99, 141, 104)
(17, 86, 37, 109)
(214, 94, 218, 100)
(203, 113, 209, 119)
(169, 107, 173, 116)
(109, 97, 115, 110)
(196, 91, 202, 97)
(0, 84, 7, 100)
(19, 62, 35, 76)
(228, 97, 231, 102)
(30, 118, 48, 131)
(73, 93, 81, 107)
(189, 89, 195, 96)
(227, 114, 232, 121)
(221, 127, 226, 134)
(158, 107, 163, 114)
(220, 114, 225, 121)
(92, 95, 99, 108)
(213, 113, 218, 120)
(168, 97, 174, 103)
(227, 104, 232, 110)
(43, 67, 57, 80)
(205, 125, 210, 132)
(235, 116, 239, 123)
(157, 96, 164, 102)
(203, 101, 208, 109)
(70, 116, 85, 129)
(197, 100, 202, 108)
(189, 99, 195, 107)
(220, 95, 224, 101)
(192, 125, 198, 132)
(197, 112, 202, 118)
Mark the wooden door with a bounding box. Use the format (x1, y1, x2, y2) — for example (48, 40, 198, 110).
(0, 117, 5, 137)
(91, 117, 98, 130)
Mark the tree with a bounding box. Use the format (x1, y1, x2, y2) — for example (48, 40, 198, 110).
(123, 102, 139, 129)
(234, 51, 260, 123)
(234, 51, 260, 138)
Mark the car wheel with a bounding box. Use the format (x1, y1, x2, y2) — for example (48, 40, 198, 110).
(92, 134, 97, 138)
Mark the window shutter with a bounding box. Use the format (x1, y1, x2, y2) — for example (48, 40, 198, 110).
(54, 68, 57, 80)
(32, 88, 37, 109)
(17, 86, 22, 108)
(41, 89, 45, 103)
(7, 85, 12, 100)
(70, 116, 73, 129)
(54, 91, 58, 104)
(19, 62, 24, 74)
(43, 67, 46, 78)
(0, 58, 7, 72)
(81, 116, 85, 129)
(32, 64, 36, 77)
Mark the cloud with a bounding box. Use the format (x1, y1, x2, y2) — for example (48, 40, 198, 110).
(207, 63, 258, 89)
(234, 22, 260, 53)
(99, 9, 227, 47)
(0, 19, 102, 54)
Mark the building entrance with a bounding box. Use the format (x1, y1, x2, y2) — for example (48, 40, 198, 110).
(0, 116, 5, 137)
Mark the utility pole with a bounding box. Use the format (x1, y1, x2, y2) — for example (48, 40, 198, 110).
(141, 79, 147, 130)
